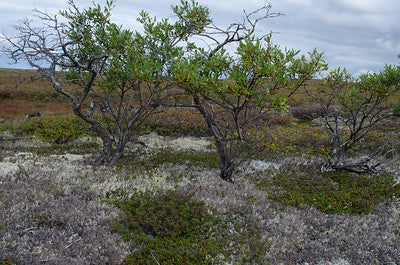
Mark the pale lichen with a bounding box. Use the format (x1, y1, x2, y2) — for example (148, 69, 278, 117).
(1, 133, 399, 264)
(138, 132, 212, 152)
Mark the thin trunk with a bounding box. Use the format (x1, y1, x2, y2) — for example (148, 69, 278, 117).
(220, 159, 235, 182)
(94, 139, 114, 166)
(94, 137, 126, 166)
(194, 96, 235, 181)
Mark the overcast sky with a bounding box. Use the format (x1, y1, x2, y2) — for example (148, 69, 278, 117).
(1, 0, 399, 75)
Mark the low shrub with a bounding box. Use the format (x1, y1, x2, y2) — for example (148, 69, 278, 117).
(10, 114, 95, 142)
(112, 190, 269, 264)
(256, 168, 400, 214)
(112, 190, 223, 264)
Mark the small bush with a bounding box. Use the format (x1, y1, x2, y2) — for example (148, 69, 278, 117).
(256, 168, 400, 214)
(10, 114, 95, 142)
(113, 190, 223, 264)
(112, 190, 270, 264)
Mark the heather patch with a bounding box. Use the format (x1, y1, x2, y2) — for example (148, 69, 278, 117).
(258, 123, 331, 157)
(254, 166, 400, 215)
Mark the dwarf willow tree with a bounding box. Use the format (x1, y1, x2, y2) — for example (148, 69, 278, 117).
(308, 62, 400, 173)
(172, 36, 326, 181)
(4, 0, 210, 165)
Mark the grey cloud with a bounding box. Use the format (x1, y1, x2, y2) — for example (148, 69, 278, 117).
(377, 36, 400, 53)
(266, 0, 400, 73)
(0, 0, 399, 73)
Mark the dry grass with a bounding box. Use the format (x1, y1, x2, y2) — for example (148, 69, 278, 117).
(0, 68, 72, 119)
(0, 100, 71, 119)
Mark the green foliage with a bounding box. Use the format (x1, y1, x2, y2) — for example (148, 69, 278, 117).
(172, 0, 212, 36)
(256, 169, 400, 214)
(174, 36, 326, 109)
(307, 62, 400, 172)
(0, 260, 13, 265)
(337, 65, 400, 114)
(11, 115, 94, 142)
(60, 0, 116, 62)
(113, 190, 223, 264)
(172, 33, 327, 180)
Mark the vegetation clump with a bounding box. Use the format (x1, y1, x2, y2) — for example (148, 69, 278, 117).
(255, 168, 400, 214)
(8, 114, 94, 143)
(112, 190, 223, 264)
(112, 190, 270, 264)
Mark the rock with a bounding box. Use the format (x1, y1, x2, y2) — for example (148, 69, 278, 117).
(25, 112, 41, 119)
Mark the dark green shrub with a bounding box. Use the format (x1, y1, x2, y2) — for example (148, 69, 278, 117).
(113, 190, 223, 264)
(256, 169, 400, 214)
(11, 114, 94, 142)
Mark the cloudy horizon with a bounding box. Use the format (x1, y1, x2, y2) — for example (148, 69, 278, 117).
(1, 0, 399, 75)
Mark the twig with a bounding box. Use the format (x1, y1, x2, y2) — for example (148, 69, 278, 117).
(22, 227, 38, 233)
(65, 238, 82, 249)
(151, 251, 161, 265)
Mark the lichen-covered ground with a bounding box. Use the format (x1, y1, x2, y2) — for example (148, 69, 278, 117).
(0, 133, 399, 264)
